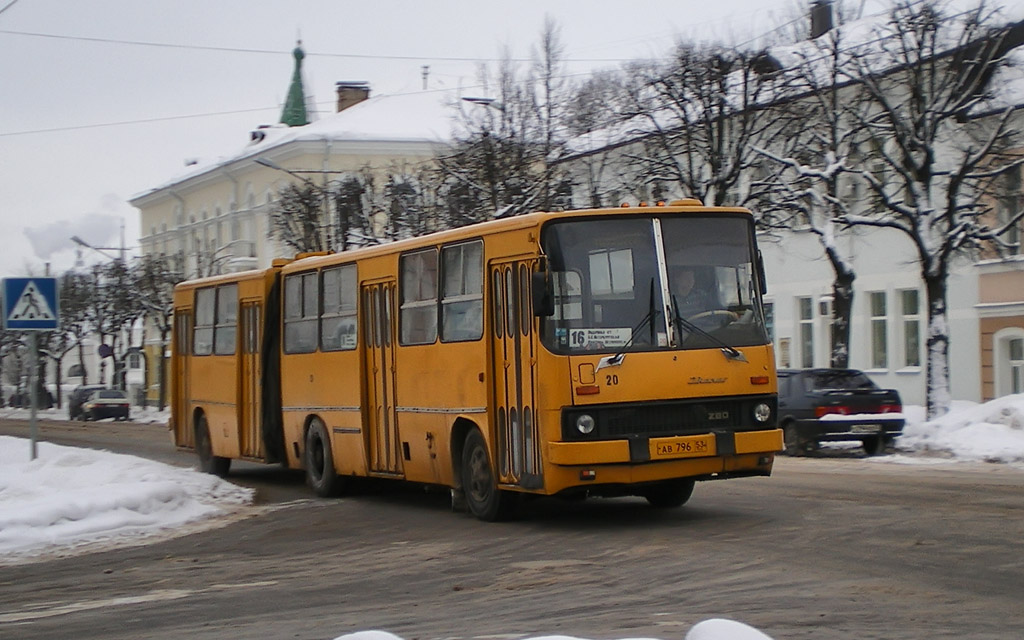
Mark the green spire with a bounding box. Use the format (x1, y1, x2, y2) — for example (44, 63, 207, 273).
(280, 41, 309, 127)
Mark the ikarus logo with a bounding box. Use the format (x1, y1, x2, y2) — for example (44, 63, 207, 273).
(688, 376, 726, 384)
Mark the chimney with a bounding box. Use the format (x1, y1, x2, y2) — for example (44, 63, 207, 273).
(810, 0, 833, 39)
(336, 81, 370, 112)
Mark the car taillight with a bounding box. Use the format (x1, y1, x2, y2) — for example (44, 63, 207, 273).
(815, 405, 851, 417)
(880, 404, 902, 413)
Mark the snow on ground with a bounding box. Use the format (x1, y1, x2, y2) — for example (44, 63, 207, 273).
(0, 426, 253, 564)
(333, 621, 773, 640)
(2, 395, 1024, 639)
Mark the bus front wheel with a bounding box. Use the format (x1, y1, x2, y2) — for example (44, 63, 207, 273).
(461, 430, 516, 521)
(195, 415, 230, 477)
(642, 479, 695, 508)
(305, 418, 345, 497)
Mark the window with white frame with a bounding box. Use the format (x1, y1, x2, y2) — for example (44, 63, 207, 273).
(798, 297, 814, 368)
(900, 289, 921, 367)
(870, 291, 887, 369)
(1010, 337, 1023, 394)
(998, 167, 1021, 253)
(763, 301, 775, 342)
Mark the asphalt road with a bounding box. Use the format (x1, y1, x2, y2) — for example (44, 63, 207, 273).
(1, 418, 1022, 640)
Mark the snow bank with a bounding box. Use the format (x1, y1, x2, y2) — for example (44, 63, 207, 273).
(897, 395, 1024, 463)
(0, 436, 253, 560)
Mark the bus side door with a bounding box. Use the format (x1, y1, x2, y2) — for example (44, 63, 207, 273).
(362, 281, 403, 475)
(172, 309, 192, 449)
(490, 260, 542, 489)
(238, 301, 262, 459)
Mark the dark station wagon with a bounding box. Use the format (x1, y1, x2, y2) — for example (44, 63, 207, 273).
(777, 369, 904, 456)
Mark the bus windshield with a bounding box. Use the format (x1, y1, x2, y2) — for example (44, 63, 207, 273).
(540, 214, 768, 354)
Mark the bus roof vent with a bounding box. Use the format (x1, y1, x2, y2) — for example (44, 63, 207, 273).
(669, 198, 703, 207)
(295, 251, 330, 260)
(271, 258, 294, 267)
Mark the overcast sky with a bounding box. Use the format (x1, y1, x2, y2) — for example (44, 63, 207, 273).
(0, 0, 903, 276)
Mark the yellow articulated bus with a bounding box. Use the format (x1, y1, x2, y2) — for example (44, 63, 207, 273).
(171, 199, 782, 520)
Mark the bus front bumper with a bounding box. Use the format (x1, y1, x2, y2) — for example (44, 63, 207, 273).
(543, 428, 783, 493)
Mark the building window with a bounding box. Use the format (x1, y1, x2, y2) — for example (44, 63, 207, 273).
(998, 167, 1021, 253)
(284, 272, 318, 353)
(400, 249, 438, 345)
(763, 301, 775, 342)
(1010, 338, 1024, 394)
(321, 264, 357, 351)
(441, 240, 483, 342)
(798, 297, 814, 368)
(128, 352, 142, 369)
(870, 291, 888, 369)
(900, 289, 921, 367)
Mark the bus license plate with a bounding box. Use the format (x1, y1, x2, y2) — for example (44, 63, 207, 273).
(651, 435, 715, 460)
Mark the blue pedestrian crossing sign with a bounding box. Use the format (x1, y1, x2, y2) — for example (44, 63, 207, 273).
(2, 277, 60, 331)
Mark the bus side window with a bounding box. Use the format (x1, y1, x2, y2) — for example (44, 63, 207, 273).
(284, 272, 318, 353)
(193, 287, 215, 356)
(214, 284, 238, 355)
(400, 249, 438, 345)
(441, 240, 483, 342)
(321, 264, 357, 351)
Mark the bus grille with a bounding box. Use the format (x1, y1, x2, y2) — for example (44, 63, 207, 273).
(561, 395, 776, 441)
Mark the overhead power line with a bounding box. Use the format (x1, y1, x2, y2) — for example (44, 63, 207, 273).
(0, 28, 634, 64)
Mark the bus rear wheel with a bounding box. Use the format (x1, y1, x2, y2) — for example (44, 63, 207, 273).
(643, 479, 695, 508)
(461, 429, 516, 521)
(306, 418, 345, 497)
(195, 414, 230, 477)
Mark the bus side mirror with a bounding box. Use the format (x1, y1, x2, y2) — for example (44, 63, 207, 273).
(757, 251, 768, 295)
(532, 272, 554, 317)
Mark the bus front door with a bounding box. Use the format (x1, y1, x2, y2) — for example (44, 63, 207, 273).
(238, 302, 262, 459)
(172, 309, 192, 448)
(362, 282, 403, 475)
(491, 261, 542, 490)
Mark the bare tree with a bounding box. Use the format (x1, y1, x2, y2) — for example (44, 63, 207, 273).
(438, 19, 574, 224)
(267, 182, 329, 254)
(754, 10, 874, 368)
(840, 0, 1024, 417)
(87, 260, 144, 388)
(134, 253, 185, 410)
(618, 42, 796, 207)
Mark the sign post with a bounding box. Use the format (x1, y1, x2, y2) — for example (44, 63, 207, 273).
(2, 277, 60, 460)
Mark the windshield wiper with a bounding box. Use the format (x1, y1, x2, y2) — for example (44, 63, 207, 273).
(599, 279, 657, 370)
(671, 294, 747, 362)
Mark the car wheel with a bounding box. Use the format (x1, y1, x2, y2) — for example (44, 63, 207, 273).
(643, 479, 695, 508)
(862, 435, 885, 456)
(783, 422, 806, 456)
(195, 414, 231, 477)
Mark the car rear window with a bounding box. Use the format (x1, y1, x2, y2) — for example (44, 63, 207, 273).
(97, 390, 127, 399)
(807, 371, 876, 390)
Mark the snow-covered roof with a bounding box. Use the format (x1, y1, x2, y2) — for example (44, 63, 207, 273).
(132, 89, 462, 202)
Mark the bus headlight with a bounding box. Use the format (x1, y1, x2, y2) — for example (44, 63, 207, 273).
(753, 403, 772, 423)
(576, 414, 596, 434)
